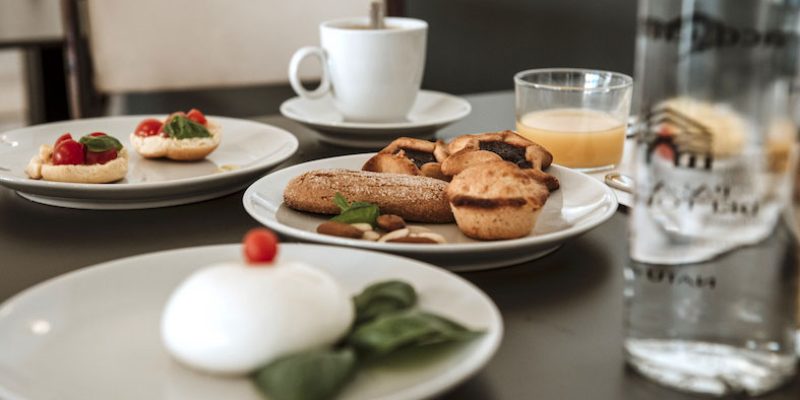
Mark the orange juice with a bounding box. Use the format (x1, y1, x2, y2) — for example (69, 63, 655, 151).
(516, 108, 625, 169)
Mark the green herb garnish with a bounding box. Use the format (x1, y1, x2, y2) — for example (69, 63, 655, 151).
(162, 115, 211, 139)
(78, 134, 123, 152)
(353, 280, 417, 324)
(347, 310, 482, 358)
(254, 348, 356, 400)
(252, 280, 484, 400)
(330, 193, 380, 226)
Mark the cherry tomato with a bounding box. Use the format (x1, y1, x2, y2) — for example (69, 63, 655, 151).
(243, 228, 279, 264)
(52, 140, 85, 165)
(85, 149, 118, 165)
(54, 133, 73, 147)
(89, 132, 107, 137)
(186, 108, 207, 125)
(134, 119, 163, 137)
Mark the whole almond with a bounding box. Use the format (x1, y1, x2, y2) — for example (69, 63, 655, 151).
(362, 231, 381, 241)
(377, 214, 406, 231)
(317, 221, 363, 239)
(387, 236, 438, 244)
(414, 232, 447, 244)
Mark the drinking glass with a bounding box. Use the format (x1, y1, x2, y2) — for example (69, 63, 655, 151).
(514, 68, 633, 171)
(625, 0, 800, 396)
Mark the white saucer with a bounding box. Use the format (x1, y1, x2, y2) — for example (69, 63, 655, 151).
(0, 116, 298, 209)
(280, 90, 472, 148)
(243, 153, 619, 271)
(0, 243, 502, 400)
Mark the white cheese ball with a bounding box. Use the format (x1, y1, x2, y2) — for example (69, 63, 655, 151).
(161, 261, 354, 375)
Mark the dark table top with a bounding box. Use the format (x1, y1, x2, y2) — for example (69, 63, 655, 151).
(1, 91, 797, 399)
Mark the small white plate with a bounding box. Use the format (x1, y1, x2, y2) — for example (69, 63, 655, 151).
(0, 116, 299, 209)
(243, 154, 619, 271)
(0, 243, 503, 400)
(279, 91, 472, 148)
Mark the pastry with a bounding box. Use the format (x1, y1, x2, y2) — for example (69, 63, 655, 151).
(130, 108, 221, 161)
(442, 131, 558, 190)
(25, 132, 128, 183)
(446, 160, 550, 240)
(362, 137, 450, 180)
(283, 169, 454, 223)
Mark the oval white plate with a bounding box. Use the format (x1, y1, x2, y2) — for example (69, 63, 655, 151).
(243, 154, 619, 271)
(280, 91, 471, 148)
(0, 243, 502, 400)
(0, 116, 299, 209)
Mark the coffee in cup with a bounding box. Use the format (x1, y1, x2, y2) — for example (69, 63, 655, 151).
(288, 17, 427, 122)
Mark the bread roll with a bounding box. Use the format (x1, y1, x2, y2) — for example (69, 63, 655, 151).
(26, 145, 128, 183)
(283, 169, 454, 223)
(130, 120, 221, 161)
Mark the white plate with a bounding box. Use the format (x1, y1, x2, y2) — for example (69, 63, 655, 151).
(0, 116, 299, 209)
(0, 243, 502, 400)
(243, 154, 619, 271)
(279, 91, 471, 148)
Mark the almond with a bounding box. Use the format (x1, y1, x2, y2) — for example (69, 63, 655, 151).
(377, 214, 406, 231)
(317, 221, 363, 239)
(378, 228, 410, 242)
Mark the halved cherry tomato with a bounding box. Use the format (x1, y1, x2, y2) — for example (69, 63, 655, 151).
(243, 228, 279, 264)
(186, 108, 207, 125)
(85, 149, 118, 165)
(89, 132, 107, 137)
(52, 140, 85, 165)
(54, 133, 73, 147)
(135, 119, 163, 137)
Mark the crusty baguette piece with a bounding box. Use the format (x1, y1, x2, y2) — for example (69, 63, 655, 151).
(26, 145, 128, 183)
(283, 169, 454, 223)
(130, 120, 221, 161)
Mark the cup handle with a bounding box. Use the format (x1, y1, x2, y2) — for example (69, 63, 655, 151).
(288, 46, 331, 99)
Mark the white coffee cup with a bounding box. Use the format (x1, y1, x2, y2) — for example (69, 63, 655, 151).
(288, 17, 427, 122)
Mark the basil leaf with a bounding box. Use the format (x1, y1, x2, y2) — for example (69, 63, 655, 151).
(353, 280, 417, 324)
(330, 203, 380, 225)
(163, 115, 211, 139)
(78, 135, 123, 152)
(347, 310, 483, 358)
(333, 192, 350, 212)
(254, 348, 356, 400)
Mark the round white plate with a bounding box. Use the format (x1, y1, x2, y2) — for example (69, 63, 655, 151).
(0, 243, 502, 400)
(243, 154, 619, 271)
(279, 91, 471, 148)
(0, 116, 299, 209)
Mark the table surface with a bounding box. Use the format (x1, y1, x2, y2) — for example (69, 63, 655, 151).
(1, 91, 798, 399)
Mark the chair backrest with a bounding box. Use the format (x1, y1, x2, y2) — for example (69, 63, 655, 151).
(85, 0, 372, 93)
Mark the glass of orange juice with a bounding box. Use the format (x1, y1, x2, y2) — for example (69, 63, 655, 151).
(514, 68, 633, 171)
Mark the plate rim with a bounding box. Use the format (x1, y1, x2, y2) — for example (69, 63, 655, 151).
(243, 153, 619, 254)
(0, 243, 504, 400)
(0, 115, 299, 192)
(279, 90, 472, 132)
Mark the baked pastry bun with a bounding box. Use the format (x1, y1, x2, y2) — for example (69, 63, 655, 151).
(25, 132, 128, 184)
(284, 169, 454, 223)
(130, 109, 221, 161)
(446, 160, 550, 240)
(363, 137, 450, 180)
(442, 130, 558, 190)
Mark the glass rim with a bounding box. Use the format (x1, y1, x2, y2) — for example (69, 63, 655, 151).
(514, 68, 633, 92)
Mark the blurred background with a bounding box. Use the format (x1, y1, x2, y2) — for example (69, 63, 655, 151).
(0, 0, 637, 128)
